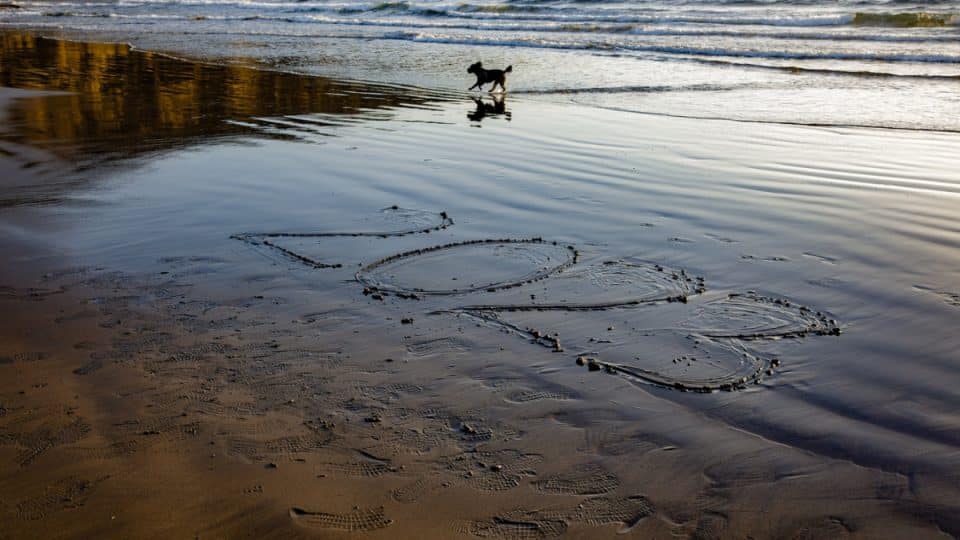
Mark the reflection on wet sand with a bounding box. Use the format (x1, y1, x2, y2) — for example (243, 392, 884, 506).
(468, 95, 511, 123)
(0, 32, 451, 170)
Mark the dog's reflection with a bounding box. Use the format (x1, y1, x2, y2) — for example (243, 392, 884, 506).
(467, 95, 511, 123)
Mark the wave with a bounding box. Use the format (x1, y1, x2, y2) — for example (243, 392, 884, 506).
(625, 26, 960, 43)
(154, 26, 959, 80)
(349, 7, 956, 30)
(383, 30, 960, 65)
(513, 82, 757, 95)
(15, 0, 960, 31)
(629, 44, 960, 64)
(369, 1, 410, 12)
(421, 10, 861, 27)
(436, 9, 948, 29)
(455, 2, 548, 13)
(852, 11, 958, 27)
(20, 7, 959, 45)
(38, 9, 949, 50)
(676, 56, 960, 80)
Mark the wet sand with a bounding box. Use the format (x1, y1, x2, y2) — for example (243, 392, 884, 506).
(2, 32, 960, 539)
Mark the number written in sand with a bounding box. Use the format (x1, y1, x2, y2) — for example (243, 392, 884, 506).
(357, 238, 577, 296)
(231, 207, 454, 269)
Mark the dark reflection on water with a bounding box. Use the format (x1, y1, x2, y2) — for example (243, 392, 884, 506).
(467, 95, 511, 124)
(0, 31, 452, 169)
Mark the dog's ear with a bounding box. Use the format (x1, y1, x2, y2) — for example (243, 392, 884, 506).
(476, 61, 482, 67)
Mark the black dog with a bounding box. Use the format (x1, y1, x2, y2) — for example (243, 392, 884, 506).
(467, 61, 512, 93)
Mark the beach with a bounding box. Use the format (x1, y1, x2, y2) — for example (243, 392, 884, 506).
(1, 11, 959, 539)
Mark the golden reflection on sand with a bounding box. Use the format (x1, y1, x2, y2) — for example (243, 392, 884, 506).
(0, 32, 448, 162)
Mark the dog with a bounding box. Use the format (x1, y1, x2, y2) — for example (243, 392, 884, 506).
(467, 61, 512, 93)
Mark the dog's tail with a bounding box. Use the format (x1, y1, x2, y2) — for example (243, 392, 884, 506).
(505, 65, 513, 73)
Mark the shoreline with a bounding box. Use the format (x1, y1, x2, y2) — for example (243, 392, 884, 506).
(3, 25, 959, 135)
(1, 30, 959, 539)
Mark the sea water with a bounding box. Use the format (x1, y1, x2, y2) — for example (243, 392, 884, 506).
(2, 0, 958, 130)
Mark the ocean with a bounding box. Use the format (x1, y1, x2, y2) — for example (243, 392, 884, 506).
(2, 0, 958, 131)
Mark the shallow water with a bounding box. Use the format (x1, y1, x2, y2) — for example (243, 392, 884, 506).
(2, 0, 959, 130)
(1, 31, 959, 536)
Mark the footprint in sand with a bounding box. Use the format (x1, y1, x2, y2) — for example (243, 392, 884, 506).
(289, 506, 392, 532)
(467, 495, 654, 539)
(14, 476, 107, 521)
(533, 463, 620, 496)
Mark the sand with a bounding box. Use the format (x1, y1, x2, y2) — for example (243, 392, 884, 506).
(1, 32, 959, 539)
